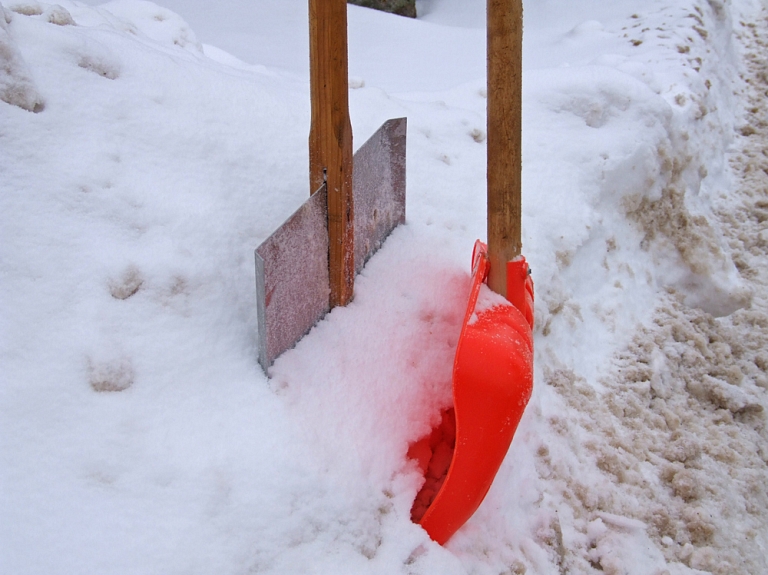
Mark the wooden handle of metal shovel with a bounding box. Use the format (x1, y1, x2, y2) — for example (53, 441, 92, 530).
(487, 0, 523, 297)
(309, 0, 354, 307)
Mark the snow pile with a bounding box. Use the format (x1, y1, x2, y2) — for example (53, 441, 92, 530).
(510, 6, 768, 574)
(0, 4, 45, 112)
(523, 0, 752, 388)
(1, 0, 766, 574)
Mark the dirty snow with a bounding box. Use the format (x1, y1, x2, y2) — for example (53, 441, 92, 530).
(1, 0, 766, 574)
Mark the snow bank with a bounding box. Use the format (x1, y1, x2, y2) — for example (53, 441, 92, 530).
(524, 0, 752, 389)
(0, 4, 45, 112)
(498, 3, 768, 574)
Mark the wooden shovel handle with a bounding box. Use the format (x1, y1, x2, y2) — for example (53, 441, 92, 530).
(487, 0, 523, 297)
(309, 0, 354, 307)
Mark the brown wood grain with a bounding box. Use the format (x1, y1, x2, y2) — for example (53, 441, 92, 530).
(309, 0, 354, 307)
(486, 0, 523, 297)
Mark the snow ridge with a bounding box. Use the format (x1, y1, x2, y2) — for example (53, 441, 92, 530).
(523, 8, 768, 575)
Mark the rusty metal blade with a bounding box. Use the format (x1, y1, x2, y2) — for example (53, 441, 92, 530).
(255, 118, 407, 371)
(354, 118, 407, 273)
(255, 184, 330, 370)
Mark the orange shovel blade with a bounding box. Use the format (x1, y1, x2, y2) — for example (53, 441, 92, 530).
(412, 241, 533, 545)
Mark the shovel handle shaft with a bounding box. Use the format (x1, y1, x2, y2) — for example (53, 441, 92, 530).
(309, 0, 354, 307)
(486, 0, 523, 297)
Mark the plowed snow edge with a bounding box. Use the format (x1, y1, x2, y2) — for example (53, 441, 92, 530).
(533, 11, 768, 575)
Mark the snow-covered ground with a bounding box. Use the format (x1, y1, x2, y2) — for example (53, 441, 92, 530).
(1, 0, 766, 574)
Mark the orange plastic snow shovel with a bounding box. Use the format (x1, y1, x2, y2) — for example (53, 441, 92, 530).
(409, 0, 534, 544)
(409, 242, 533, 544)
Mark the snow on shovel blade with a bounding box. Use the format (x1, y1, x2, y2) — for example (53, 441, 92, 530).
(255, 118, 406, 371)
(410, 240, 534, 545)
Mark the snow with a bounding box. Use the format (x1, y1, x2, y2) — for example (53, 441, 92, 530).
(471, 282, 512, 323)
(1, 0, 766, 574)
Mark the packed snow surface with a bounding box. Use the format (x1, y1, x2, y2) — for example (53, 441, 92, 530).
(2, 0, 767, 574)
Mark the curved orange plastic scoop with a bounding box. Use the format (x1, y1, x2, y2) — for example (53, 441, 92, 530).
(409, 240, 533, 544)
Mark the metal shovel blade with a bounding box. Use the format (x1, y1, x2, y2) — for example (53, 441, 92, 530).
(255, 118, 407, 371)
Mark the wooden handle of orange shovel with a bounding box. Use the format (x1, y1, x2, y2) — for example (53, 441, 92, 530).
(486, 0, 523, 297)
(309, 0, 354, 307)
